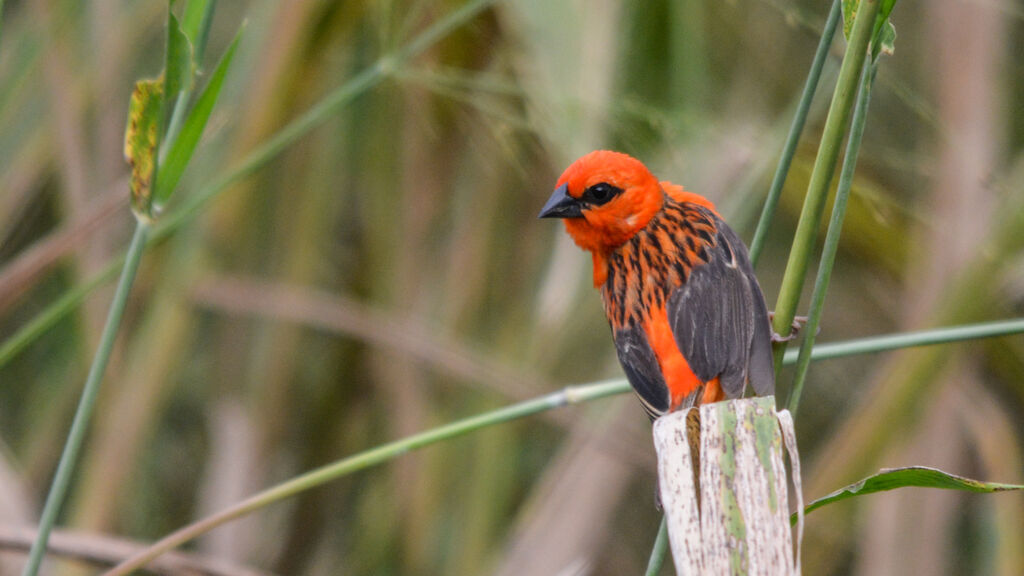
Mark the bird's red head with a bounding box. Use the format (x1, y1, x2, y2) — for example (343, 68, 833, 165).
(539, 151, 664, 254)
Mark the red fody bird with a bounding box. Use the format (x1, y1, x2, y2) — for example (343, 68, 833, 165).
(540, 151, 774, 418)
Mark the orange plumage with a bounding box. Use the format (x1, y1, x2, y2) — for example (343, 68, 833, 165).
(540, 151, 774, 417)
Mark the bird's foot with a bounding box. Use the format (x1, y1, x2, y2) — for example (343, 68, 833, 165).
(769, 313, 809, 343)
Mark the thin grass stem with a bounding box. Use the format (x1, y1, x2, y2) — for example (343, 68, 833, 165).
(748, 0, 842, 266)
(21, 222, 150, 576)
(192, 0, 217, 63)
(787, 60, 878, 416)
(645, 516, 669, 576)
(159, 94, 189, 166)
(782, 317, 1024, 364)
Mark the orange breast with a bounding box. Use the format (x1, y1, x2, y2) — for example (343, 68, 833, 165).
(643, 306, 724, 408)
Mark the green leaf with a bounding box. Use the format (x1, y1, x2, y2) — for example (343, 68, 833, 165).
(845, 0, 898, 61)
(153, 24, 242, 212)
(841, 0, 857, 39)
(125, 79, 163, 218)
(870, 0, 898, 61)
(878, 0, 897, 23)
(181, 0, 216, 62)
(164, 8, 194, 130)
(795, 466, 1024, 522)
(873, 20, 896, 60)
(181, 0, 209, 44)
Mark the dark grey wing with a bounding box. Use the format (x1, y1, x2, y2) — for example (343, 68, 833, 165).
(744, 259, 775, 397)
(667, 219, 775, 399)
(613, 326, 671, 419)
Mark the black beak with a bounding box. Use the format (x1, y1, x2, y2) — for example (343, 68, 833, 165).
(538, 183, 583, 219)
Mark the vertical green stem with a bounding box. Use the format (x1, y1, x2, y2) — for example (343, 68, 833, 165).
(787, 60, 878, 417)
(21, 221, 151, 576)
(748, 0, 842, 266)
(159, 94, 190, 165)
(770, 0, 881, 371)
(645, 516, 670, 576)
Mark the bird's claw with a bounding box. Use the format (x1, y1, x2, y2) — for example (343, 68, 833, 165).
(769, 313, 808, 343)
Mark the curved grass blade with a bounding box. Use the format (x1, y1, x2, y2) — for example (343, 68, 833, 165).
(796, 466, 1024, 522)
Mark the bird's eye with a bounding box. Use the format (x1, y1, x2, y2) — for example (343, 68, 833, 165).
(583, 183, 622, 206)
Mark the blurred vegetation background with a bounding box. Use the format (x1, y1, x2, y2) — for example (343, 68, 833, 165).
(0, 0, 1022, 574)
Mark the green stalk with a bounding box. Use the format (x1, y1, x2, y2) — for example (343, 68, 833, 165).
(158, 93, 190, 172)
(101, 380, 625, 576)
(191, 0, 217, 62)
(786, 60, 878, 417)
(782, 318, 1024, 364)
(770, 0, 881, 370)
(0, 0, 500, 370)
(160, 89, 192, 165)
(21, 222, 151, 576)
(163, 1, 217, 154)
(645, 516, 669, 576)
(748, 0, 842, 266)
